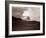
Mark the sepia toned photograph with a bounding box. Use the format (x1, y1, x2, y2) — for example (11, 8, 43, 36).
(5, 1, 45, 37)
(12, 7, 40, 31)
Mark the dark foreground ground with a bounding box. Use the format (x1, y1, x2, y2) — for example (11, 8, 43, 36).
(12, 16, 40, 31)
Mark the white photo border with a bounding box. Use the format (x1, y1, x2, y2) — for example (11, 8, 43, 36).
(9, 4, 43, 35)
